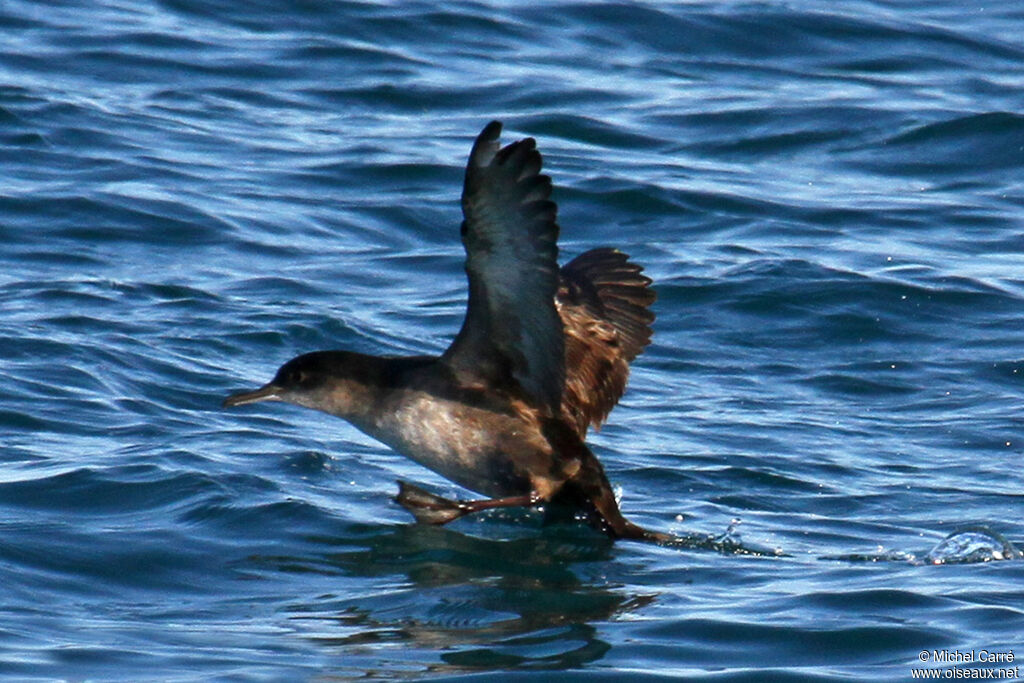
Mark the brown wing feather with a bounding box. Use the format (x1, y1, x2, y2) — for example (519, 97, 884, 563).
(556, 248, 655, 436)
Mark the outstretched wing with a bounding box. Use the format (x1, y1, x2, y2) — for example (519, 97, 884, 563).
(557, 248, 655, 436)
(441, 121, 564, 412)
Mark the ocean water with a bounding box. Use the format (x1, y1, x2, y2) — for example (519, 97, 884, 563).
(2, 0, 1024, 680)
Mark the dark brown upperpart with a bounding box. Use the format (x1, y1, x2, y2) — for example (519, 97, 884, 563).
(556, 247, 656, 436)
(440, 122, 654, 438)
(443, 121, 565, 413)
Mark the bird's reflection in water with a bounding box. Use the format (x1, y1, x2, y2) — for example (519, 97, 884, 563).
(267, 518, 657, 673)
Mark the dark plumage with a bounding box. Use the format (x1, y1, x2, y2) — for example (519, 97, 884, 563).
(557, 248, 655, 435)
(224, 121, 667, 542)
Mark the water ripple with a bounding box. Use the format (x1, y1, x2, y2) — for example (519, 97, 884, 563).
(1, 0, 1022, 679)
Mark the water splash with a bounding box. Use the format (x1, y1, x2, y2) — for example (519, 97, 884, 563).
(661, 517, 786, 556)
(922, 526, 1021, 565)
(827, 526, 1020, 565)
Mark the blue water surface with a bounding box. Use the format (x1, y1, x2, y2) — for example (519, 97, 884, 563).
(2, 1, 1023, 680)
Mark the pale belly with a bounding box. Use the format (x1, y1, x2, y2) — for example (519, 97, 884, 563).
(354, 391, 550, 498)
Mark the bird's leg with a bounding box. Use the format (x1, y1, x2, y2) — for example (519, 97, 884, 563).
(559, 449, 677, 543)
(584, 476, 675, 543)
(394, 480, 540, 526)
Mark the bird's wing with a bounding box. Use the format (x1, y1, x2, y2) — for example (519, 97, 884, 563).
(441, 121, 564, 411)
(556, 248, 655, 436)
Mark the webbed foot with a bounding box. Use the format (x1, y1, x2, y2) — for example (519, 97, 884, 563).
(394, 481, 470, 525)
(394, 481, 543, 526)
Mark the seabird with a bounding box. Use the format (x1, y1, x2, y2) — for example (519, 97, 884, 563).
(224, 121, 669, 542)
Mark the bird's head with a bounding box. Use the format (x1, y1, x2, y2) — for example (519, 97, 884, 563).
(223, 351, 376, 416)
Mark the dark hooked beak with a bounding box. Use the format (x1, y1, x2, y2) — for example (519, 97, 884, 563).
(222, 383, 283, 408)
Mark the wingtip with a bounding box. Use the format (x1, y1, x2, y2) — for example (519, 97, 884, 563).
(470, 120, 503, 168)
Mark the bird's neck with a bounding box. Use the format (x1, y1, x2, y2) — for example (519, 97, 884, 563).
(288, 353, 435, 427)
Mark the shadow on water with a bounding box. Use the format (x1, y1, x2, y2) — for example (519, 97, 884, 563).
(231, 503, 1018, 675)
(255, 523, 653, 671)
(231, 506, 788, 674)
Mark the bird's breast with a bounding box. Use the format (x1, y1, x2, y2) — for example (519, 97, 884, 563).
(357, 389, 549, 498)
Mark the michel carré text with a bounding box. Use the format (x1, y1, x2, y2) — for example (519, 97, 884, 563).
(931, 650, 1015, 663)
